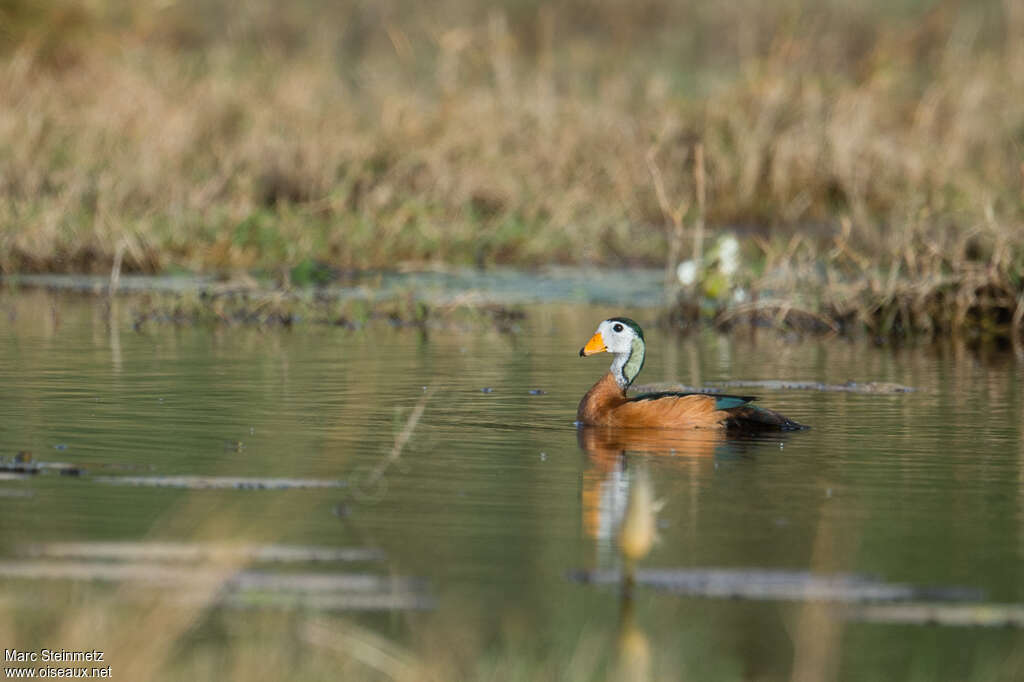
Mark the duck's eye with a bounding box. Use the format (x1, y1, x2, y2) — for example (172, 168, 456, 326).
(613, 323, 624, 333)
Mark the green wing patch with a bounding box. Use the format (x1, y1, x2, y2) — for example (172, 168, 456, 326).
(713, 395, 757, 410)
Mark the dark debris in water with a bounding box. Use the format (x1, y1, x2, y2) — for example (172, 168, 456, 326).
(1, 454, 85, 477)
(23, 542, 386, 564)
(94, 475, 347, 490)
(714, 379, 918, 394)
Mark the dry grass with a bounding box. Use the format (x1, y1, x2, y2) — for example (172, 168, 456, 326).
(700, 220, 1024, 339)
(1, 0, 1023, 334)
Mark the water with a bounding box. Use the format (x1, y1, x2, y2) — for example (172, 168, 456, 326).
(7, 265, 669, 306)
(1, 290, 1022, 681)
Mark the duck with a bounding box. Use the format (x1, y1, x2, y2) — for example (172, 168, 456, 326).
(577, 317, 806, 430)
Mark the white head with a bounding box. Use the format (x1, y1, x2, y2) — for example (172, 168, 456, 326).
(579, 317, 646, 389)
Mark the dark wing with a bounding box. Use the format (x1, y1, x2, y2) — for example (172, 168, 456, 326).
(724, 405, 808, 431)
(627, 391, 757, 409)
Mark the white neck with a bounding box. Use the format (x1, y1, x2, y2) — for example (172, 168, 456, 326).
(610, 352, 630, 389)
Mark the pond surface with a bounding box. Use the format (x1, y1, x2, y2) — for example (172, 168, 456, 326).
(1, 290, 1023, 681)
(7, 265, 668, 307)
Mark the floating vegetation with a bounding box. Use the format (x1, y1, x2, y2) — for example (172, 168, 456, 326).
(633, 380, 919, 396)
(568, 568, 982, 604)
(0, 561, 433, 612)
(94, 476, 347, 490)
(711, 380, 918, 394)
(845, 602, 1024, 628)
(3, 274, 532, 330)
(22, 542, 386, 564)
(0, 455, 85, 476)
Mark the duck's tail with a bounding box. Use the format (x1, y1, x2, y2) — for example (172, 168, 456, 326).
(724, 405, 808, 432)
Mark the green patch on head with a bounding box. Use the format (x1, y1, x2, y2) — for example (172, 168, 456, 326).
(607, 317, 644, 341)
(621, 337, 645, 386)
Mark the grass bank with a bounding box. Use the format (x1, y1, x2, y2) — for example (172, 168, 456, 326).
(2, 1, 1023, 337)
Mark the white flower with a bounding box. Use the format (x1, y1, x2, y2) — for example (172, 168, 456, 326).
(718, 235, 740, 276)
(676, 260, 698, 286)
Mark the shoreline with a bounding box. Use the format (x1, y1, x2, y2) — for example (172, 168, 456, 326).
(4, 268, 1022, 344)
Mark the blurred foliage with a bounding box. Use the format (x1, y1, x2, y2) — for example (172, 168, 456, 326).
(0, 0, 1022, 320)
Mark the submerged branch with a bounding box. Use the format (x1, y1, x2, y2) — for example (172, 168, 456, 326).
(633, 380, 919, 395)
(568, 568, 981, 603)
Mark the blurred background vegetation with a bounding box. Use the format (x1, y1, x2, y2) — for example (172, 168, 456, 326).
(1, 0, 1022, 304)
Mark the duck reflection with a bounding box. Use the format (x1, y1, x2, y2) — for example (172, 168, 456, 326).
(613, 589, 651, 682)
(579, 426, 724, 543)
(579, 425, 791, 543)
(611, 460, 660, 682)
(579, 429, 803, 681)
(578, 428, 799, 681)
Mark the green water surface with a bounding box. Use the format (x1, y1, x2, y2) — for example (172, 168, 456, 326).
(1, 291, 1022, 681)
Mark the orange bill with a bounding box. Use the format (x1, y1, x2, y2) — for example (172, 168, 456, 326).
(579, 332, 607, 357)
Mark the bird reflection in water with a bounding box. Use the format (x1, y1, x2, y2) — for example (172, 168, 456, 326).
(613, 588, 651, 682)
(612, 456, 662, 682)
(578, 425, 724, 545)
(578, 427, 774, 682)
